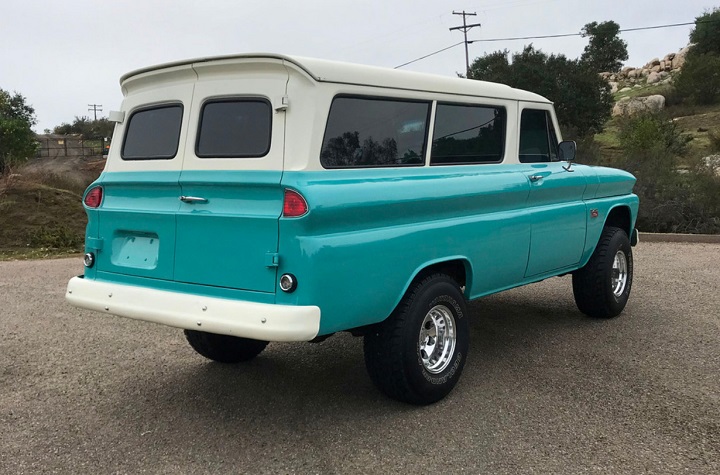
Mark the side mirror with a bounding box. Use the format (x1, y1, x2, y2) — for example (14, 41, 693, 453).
(558, 140, 576, 162)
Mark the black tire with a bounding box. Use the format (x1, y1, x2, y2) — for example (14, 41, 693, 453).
(572, 226, 633, 318)
(184, 330, 268, 363)
(363, 273, 469, 405)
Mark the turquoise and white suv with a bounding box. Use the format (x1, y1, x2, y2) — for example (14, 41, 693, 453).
(67, 54, 639, 404)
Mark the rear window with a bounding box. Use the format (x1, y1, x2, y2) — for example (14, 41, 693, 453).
(320, 96, 430, 168)
(122, 105, 183, 160)
(431, 103, 506, 165)
(196, 99, 272, 158)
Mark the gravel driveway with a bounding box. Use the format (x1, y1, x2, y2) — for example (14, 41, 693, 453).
(1, 242, 718, 474)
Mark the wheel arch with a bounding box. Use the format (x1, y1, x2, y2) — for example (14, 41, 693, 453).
(604, 205, 633, 237)
(398, 257, 472, 305)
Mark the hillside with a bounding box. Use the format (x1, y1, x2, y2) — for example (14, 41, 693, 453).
(0, 160, 103, 259)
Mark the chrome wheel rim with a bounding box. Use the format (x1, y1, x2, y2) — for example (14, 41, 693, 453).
(612, 250, 628, 297)
(419, 305, 457, 374)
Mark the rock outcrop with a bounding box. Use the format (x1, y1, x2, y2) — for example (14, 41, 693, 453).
(612, 94, 666, 116)
(601, 45, 692, 92)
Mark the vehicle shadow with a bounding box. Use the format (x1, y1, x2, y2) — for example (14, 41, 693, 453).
(98, 279, 605, 431)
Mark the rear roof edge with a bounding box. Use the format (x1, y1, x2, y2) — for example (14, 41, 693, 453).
(120, 53, 551, 104)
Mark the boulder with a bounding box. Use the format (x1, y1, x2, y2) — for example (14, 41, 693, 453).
(609, 81, 619, 93)
(702, 154, 720, 175)
(672, 45, 693, 69)
(647, 71, 662, 84)
(672, 54, 686, 69)
(612, 95, 666, 116)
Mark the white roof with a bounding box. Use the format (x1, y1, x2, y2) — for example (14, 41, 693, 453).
(121, 53, 551, 103)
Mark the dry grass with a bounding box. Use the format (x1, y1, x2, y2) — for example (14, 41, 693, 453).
(0, 162, 102, 258)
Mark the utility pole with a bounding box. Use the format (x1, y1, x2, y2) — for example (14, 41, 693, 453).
(88, 104, 103, 121)
(450, 11, 481, 78)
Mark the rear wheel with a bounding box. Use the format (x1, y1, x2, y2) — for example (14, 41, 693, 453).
(363, 273, 469, 405)
(572, 226, 633, 318)
(184, 330, 268, 363)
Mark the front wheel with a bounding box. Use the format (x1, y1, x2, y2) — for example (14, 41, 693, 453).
(184, 330, 268, 363)
(572, 226, 633, 318)
(363, 273, 469, 405)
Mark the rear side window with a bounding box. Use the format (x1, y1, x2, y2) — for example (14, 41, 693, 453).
(519, 109, 559, 163)
(122, 105, 183, 160)
(321, 96, 430, 168)
(431, 103, 506, 165)
(196, 99, 272, 158)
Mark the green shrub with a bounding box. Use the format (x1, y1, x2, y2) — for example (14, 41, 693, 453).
(674, 53, 720, 105)
(27, 225, 83, 249)
(614, 113, 720, 233)
(616, 113, 689, 158)
(630, 154, 720, 234)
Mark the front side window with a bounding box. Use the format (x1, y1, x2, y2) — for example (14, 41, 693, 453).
(196, 99, 272, 158)
(320, 96, 430, 168)
(519, 109, 559, 163)
(122, 105, 183, 160)
(431, 103, 506, 165)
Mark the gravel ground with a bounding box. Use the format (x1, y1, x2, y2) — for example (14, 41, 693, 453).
(1, 242, 718, 474)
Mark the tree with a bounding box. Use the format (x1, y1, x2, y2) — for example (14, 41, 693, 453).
(53, 115, 115, 139)
(688, 7, 720, 56)
(675, 8, 720, 105)
(467, 50, 512, 80)
(0, 88, 38, 175)
(580, 21, 628, 73)
(468, 46, 612, 135)
(674, 53, 720, 105)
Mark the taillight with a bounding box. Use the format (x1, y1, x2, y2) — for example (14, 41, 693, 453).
(84, 186, 103, 208)
(283, 189, 308, 217)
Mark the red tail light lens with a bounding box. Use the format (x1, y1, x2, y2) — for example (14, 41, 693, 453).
(84, 186, 103, 208)
(283, 189, 308, 217)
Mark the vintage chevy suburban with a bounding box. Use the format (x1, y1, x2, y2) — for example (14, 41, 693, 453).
(66, 54, 639, 405)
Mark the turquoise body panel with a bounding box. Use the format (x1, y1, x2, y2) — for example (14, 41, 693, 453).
(94, 171, 181, 281)
(175, 170, 282, 292)
(82, 163, 637, 337)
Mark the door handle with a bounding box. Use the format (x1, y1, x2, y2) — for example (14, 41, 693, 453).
(529, 175, 543, 182)
(180, 196, 208, 204)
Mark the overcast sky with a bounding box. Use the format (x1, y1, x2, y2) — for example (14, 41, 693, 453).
(1, 0, 716, 133)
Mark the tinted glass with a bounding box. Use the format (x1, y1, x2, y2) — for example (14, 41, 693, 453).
(321, 97, 430, 168)
(122, 105, 183, 160)
(519, 109, 558, 163)
(196, 100, 271, 158)
(431, 104, 506, 165)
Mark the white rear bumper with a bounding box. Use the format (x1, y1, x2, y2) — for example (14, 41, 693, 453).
(65, 277, 321, 342)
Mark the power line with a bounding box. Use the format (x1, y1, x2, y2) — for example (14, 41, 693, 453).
(468, 20, 713, 43)
(394, 19, 720, 69)
(394, 42, 464, 69)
